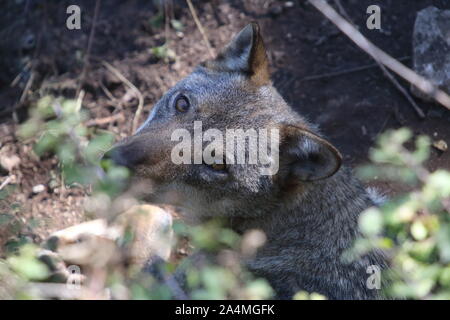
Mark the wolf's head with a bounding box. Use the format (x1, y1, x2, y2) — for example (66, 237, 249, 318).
(107, 23, 342, 220)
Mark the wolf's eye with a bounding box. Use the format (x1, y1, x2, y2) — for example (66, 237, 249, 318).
(174, 95, 190, 112)
(207, 158, 227, 172)
(210, 162, 226, 171)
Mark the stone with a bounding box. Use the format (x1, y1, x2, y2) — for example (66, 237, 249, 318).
(0, 153, 20, 172)
(32, 184, 45, 193)
(412, 7, 450, 101)
(432, 139, 448, 152)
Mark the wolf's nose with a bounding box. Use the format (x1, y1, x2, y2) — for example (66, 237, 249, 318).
(102, 147, 131, 168)
(44, 236, 60, 252)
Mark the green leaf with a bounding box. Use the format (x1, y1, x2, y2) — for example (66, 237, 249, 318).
(411, 221, 428, 241)
(171, 19, 184, 31)
(359, 207, 383, 236)
(84, 133, 115, 164)
(7, 245, 49, 281)
(436, 225, 450, 263)
(36, 95, 56, 119)
(424, 170, 450, 200)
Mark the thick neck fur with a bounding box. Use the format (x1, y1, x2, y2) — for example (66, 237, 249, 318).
(229, 167, 385, 299)
(231, 167, 371, 242)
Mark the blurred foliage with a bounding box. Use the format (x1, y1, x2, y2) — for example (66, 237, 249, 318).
(18, 95, 128, 197)
(171, 220, 273, 300)
(1, 95, 272, 300)
(3, 95, 449, 300)
(293, 291, 326, 300)
(7, 245, 49, 281)
(353, 128, 450, 299)
(111, 219, 274, 300)
(150, 44, 177, 63)
(170, 19, 184, 32)
(148, 13, 164, 29)
(0, 244, 48, 299)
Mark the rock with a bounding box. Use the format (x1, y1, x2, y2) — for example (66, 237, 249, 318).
(43, 204, 173, 268)
(0, 153, 20, 172)
(412, 7, 450, 101)
(32, 184, 46, 194)
(433, 139, 448, 152)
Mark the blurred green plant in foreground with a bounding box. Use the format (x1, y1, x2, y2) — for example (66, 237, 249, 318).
(353, 128, 450, 299)
(1, 95, 128, 298)
(1, 95, 273, 300)
(2, 94, 449, 300)
(17, 95, 128, 197)
(125, 219, 273, 300)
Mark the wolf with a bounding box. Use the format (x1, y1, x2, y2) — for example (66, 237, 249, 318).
(54, 22, 388, 299)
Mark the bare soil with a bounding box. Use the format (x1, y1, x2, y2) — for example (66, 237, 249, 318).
(0, 0, 449, 255)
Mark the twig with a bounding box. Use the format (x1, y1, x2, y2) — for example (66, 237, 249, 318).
(309, 0, 450, 110)
(12, 71, 35, 122)
(0, 176, 12, 191)
(379, 63, 425, 118)
(331, 0, 425, 118)
(300, 56, 410, 81)
(85, 113, 125, 127)
(75, 89, 85, 113)
(371, 112, 392, 142)
(19, 72, 35, 104)
(99, 81, 118, 103)
(77, 0, 101, 97)
(186, 0, 214, 58)
(102, 61, 144, 133)
(60, 171, 66, 201)
(10, 61, 32, 87)
(164, 0, 173, 46)
(99, 81, 123, 112)
(26, 282, 107, 300)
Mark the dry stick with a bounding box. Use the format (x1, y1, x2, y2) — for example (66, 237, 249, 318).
(99, 81, 123, 112)
(186, 0, 215, 58)
(301, 56, 410, 81)
(99, 81, 119, 103)
(164, 0, 172, 47)
(85, 113, 125, 127)
(0, 176, 12, 191)
(102, 61, 144, 133)
(309, 0, 450, 110)
(10, 61, 31, 87)
(77, 0, 101, 97)
(19, 71, 34, 104)
(14, 71, 35, 122)
(379, 62, 425, 118)
(75, 89, 85, 113)
(332, 0, 425, 118)
(26, 283, 107, 300)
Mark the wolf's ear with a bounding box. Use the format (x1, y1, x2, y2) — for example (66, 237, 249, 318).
(204, 22, 270, 86)
(280, 125, 342, 182)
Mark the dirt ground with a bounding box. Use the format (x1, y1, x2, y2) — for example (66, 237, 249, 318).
(0, 0, 449, 255)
